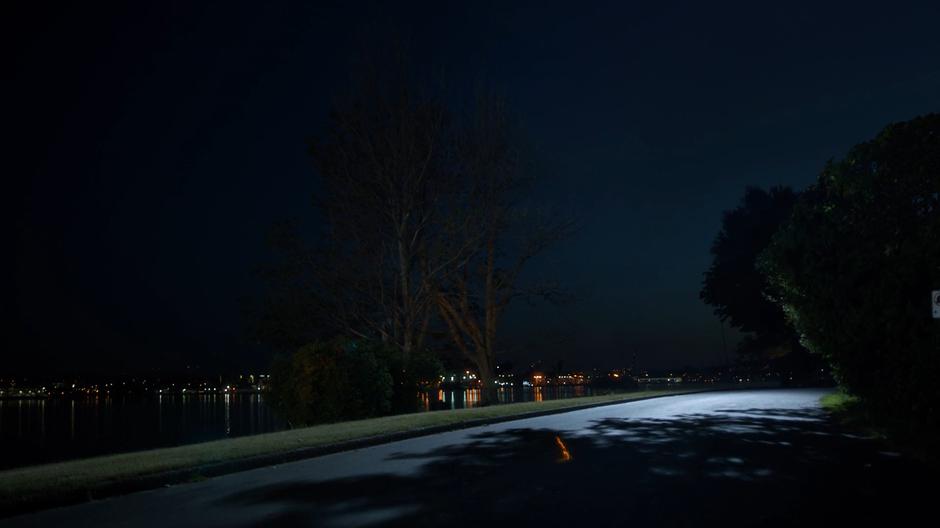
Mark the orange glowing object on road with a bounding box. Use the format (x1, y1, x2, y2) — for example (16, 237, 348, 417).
(554, 435, 572, 462)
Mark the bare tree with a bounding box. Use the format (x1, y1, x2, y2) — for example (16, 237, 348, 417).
(303, 55, 444, 362)
(307, 54, 485, 362)
(435, 94, 574, 405)
(258, 61, 570, 408)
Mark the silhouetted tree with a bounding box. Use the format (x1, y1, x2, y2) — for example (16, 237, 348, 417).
(435, 94, 573, 405)
(251, 51, 457, 417)
(700, 186, 816, 376)
(257, 52, 567, 410)
(761, 113, 940, 433)
(308, 62, 450, 360)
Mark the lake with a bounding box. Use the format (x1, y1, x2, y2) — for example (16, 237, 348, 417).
(0, 386, 594, 470)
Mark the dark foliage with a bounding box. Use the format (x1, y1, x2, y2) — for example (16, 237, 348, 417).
(701, 187, 819, 376)
(383, 347, 445, 413)
(702, 187, 799, 335)
(269, 339, 394, 426)
(269, 338, 444, 426)
(761, 113, 940, 432)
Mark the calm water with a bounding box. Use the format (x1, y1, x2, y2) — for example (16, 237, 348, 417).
(424, 385, 595, 411)
(0, 394, 284, 470)
(0, 386, 593, 470)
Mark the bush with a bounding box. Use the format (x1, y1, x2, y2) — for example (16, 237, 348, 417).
(760, 113, 940, 433)
(379, 347, 444, 413)
(269, 339, 394, 426)
(269, 339, 444, 425)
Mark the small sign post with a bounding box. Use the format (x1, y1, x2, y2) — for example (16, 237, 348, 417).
(933, 290, 940, 319)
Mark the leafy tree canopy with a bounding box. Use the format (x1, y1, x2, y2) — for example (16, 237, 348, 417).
(702, 186, 799, 335)
(701, 186, 811, 369)
(761, 113, 940, 431)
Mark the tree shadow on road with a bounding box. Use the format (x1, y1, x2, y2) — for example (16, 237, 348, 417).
(219, 406, 931, 527)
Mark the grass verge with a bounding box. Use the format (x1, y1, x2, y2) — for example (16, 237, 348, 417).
(0, 388, 705, 515)
(820, 389, 939, 467)
(819, 390, 860, 415)
(819, 389, 881, 437)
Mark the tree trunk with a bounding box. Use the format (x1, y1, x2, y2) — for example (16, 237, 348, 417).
(477, 350, 499, 406)
(398, 235, 413, 362)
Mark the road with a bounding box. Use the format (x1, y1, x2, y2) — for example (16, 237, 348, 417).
(2, 389, 932, 527)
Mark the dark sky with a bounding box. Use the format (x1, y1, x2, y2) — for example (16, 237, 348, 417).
(6, 1, 940, 377)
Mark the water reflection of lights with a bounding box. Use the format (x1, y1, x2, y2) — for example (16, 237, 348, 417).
(466, 389, 480, 406)
(423, 386, 594, 410)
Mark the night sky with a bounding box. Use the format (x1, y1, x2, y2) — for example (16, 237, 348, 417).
(6, 1, 940, 377)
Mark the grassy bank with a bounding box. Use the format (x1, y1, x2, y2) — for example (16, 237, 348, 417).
(819, 390, 883, 438)
(0, 388, 704, 514)
(819, 390, 860, 415)
(820, 389, 939, 466)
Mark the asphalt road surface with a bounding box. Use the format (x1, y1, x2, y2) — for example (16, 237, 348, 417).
(2, 389, 932, 527)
